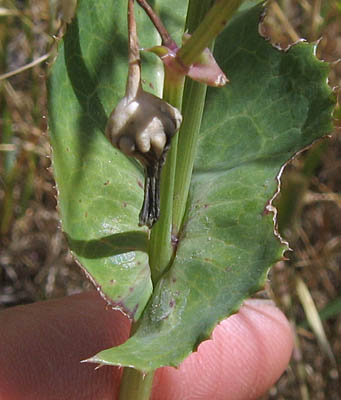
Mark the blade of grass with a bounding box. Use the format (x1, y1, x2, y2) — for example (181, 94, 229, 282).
(296, 276, 337, 367)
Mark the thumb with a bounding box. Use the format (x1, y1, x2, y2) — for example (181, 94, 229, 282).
(152, 299, 293, 400)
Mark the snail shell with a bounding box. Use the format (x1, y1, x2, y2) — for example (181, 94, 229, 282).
(106, 88, 182, 165)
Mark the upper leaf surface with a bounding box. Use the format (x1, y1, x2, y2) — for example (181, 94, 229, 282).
(90, 3, 334, 370)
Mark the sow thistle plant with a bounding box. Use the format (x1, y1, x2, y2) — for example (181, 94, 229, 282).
(48, 0, 335, 398)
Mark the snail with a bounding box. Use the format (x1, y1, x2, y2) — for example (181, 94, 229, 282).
(106, 0, 182, 228)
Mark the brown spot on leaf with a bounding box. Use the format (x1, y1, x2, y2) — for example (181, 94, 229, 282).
(104, 180, 110, 185)
(137, 179, 144, 189)
(262, 202, 272, 215)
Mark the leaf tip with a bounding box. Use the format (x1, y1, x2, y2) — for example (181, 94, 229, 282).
(80, 356, 100, 365)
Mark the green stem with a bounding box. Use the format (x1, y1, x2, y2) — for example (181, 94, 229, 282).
(177, 0, 243, 66)
(119, 1, 243, 398)
(149, 70, 185, 284)
(118, 368, 154, 400)
(118, 3, 183, 399)
(118, 319, 154, 400)
(172, 80, 207, 234)
(173, 0, 216, 234)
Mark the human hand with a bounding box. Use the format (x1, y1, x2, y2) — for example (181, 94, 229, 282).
(0, 291, 293, 400)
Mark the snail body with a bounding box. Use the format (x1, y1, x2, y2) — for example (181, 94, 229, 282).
(106, 87, 182, 165)
(106, 87, 182, 228)
(106, 0, 182, 228)
(106, 86, 182, 228)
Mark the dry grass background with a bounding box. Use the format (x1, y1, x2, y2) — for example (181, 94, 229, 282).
(0, 0, 340, 399)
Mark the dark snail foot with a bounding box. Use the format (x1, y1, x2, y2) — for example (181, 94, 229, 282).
(139, 162, 161, 228)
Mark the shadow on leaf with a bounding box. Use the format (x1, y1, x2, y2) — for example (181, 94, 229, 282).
(67, 230, 148, 259)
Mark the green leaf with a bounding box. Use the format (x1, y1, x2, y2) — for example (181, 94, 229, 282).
(86, 4, 334, 371)
(49, 0, 334, 372)
(48, 0, 188, 320)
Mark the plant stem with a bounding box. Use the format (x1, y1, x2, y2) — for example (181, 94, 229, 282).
(177, 0, 243, 66)
(118, 3, 157, 399)
(126, 0, 141, 101)
(136, 0, 177, 49)
(119, 1, 242, 398)
(118, 368, 154, 400)
(172, 0, 216, 235)
(149, 70, 185, 284)
(118, 318, 155, 399)
(172, 81, 207, 234)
